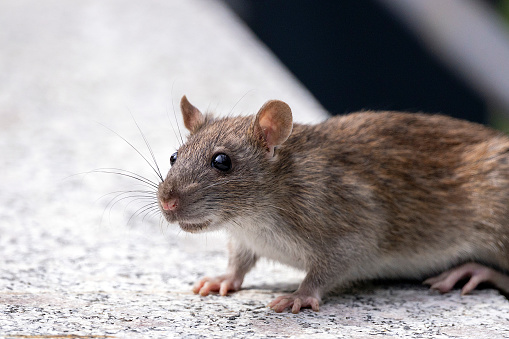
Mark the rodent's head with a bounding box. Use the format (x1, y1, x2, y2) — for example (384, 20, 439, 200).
(158, 95, 293, 233)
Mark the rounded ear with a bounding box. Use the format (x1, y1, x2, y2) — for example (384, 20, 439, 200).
(253, 100, 293, 157)
(180, 95, 205, 133)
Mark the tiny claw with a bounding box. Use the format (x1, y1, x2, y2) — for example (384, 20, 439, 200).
(429, 282, 449, 294)
(423, 277, 437, 286)
(192, 277, 208, 294)
(292, 298, 302, 314)
(273, 298, 289, 313)
(310, 298, 320, 312)
(219, 281, 230, 296)
(199, 282, 212, 296)
(267, 295, 283, 308)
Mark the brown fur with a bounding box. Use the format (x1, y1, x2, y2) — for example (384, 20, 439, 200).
(159, 98, 509, 308)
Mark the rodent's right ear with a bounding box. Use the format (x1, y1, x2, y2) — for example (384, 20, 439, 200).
(180, 95, 205, 133)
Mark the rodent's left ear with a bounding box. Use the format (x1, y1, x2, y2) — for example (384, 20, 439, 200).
(180, 95, 205, 134)
(253, 100, 293, 157)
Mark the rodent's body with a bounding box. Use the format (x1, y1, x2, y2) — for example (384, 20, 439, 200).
(158, 97, 509, 313)
(268, 113, 509, 279)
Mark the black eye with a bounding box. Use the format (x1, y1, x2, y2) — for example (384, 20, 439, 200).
(211, 153, 231, 172)
(170, 151, 178, 166)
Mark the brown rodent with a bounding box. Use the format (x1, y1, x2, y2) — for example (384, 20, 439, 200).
(158, 96, 509, 313)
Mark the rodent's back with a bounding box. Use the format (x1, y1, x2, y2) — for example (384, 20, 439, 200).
(274, 112, 509, 273)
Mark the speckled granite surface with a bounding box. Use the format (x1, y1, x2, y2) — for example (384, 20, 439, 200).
(1, 0, 508, 338)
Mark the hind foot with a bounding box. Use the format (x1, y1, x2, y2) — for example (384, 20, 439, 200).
(423, 262, 509, 295)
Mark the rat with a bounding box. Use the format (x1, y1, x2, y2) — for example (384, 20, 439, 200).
(157, 95, 509, 313)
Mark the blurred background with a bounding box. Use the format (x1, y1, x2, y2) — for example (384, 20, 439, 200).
(223, 0, 509, 129)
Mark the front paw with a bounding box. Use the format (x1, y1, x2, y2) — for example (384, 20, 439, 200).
(192, 274, 243, 297)
(268, 293, 321, 314)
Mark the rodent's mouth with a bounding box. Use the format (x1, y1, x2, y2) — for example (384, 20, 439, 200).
(158, 204, 214, 233)
(159, 208, 213, 233)
(179, 220, 212, 233)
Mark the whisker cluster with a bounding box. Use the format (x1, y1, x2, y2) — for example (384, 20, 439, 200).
(92, 113, 178, 227)
(169, 84, 184, 146)
(129, 114, 164, 182)
(97, 122, 164, 182)
(90, 168, 159, 189)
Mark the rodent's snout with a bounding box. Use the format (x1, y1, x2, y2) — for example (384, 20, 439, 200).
(157, 180, 179, 213)
(160, 197, 178, 211)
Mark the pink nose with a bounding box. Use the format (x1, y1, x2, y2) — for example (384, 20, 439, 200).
(161, 198, 178, 211)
